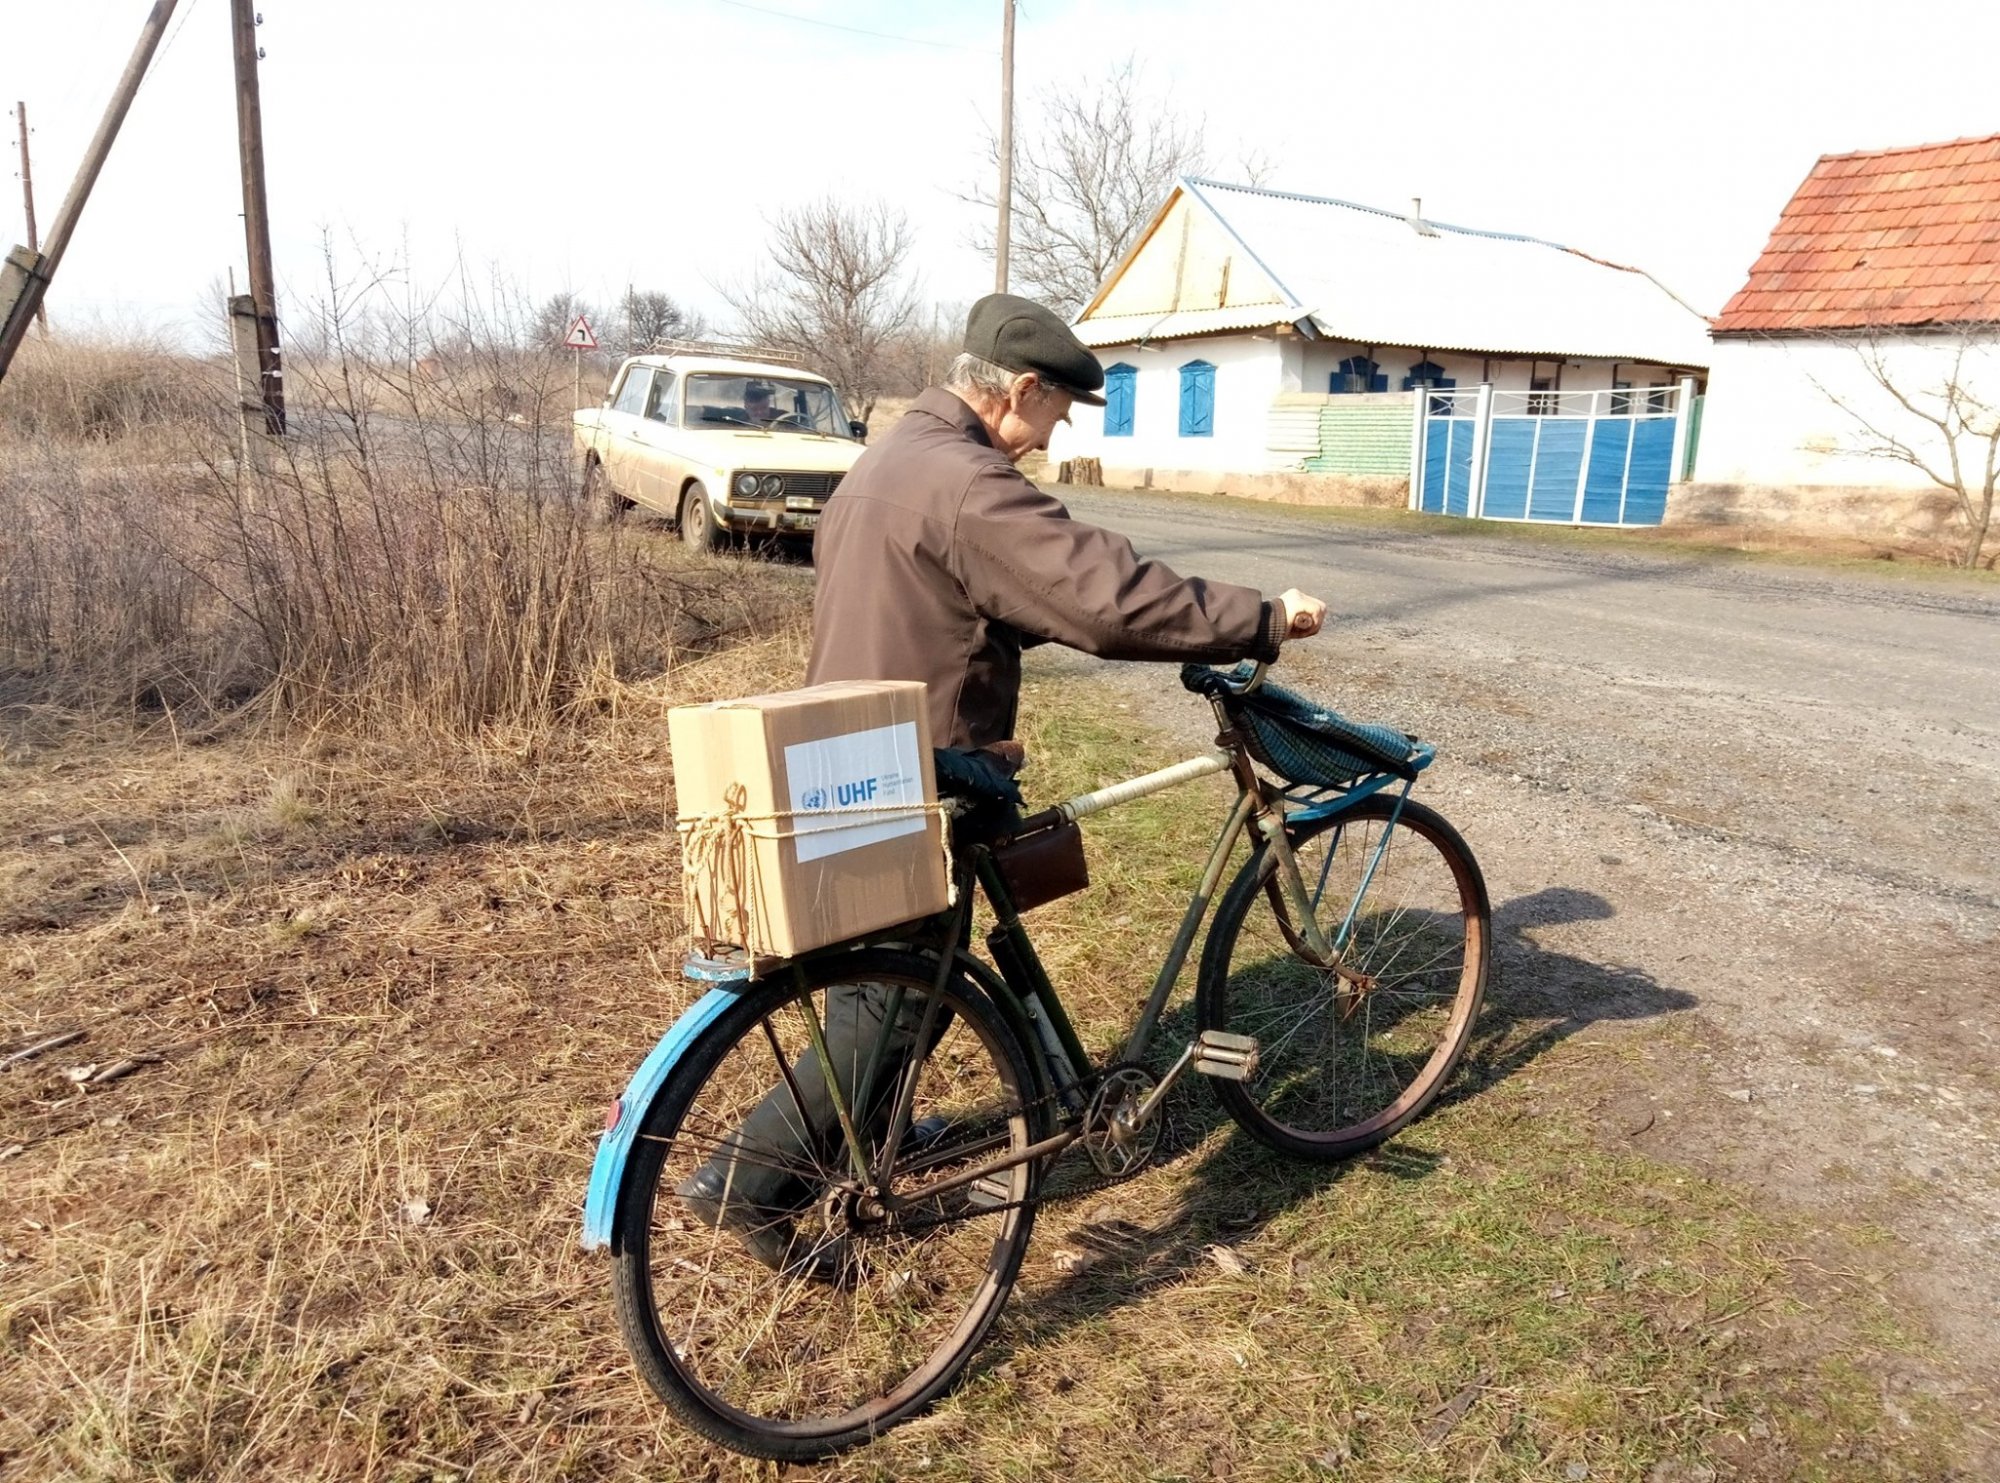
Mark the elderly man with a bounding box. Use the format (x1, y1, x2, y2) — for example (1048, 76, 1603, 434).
(806, 292, 1323, 747)
(678, 295, 1324, 1277)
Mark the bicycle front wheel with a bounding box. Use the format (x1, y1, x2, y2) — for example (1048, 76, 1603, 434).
(1196, 796, 1489, 1160)
(610, 947, 1044, 1460)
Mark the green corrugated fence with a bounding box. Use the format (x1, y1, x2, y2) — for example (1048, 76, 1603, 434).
(1303, 400, 1414, 475)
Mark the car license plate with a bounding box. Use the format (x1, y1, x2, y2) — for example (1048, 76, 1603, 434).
(789, 513, 818, 531)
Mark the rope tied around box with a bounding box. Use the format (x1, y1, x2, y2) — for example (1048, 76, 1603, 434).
(677, 782, 956, 951)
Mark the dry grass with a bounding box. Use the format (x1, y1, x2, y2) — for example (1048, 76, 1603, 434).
(0, 606, 808, 1482)
(3, 633, 1988, 1480)
(0, 335, 218, 448)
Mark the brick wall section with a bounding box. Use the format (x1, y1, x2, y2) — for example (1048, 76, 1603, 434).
(1305, 400, 1414, 475)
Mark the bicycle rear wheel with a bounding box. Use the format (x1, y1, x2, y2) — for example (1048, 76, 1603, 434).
(1196, 796, 1489, 1160)
(611, 948, 1044, 1460)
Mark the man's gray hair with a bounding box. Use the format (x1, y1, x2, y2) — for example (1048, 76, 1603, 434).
(943, 352, 1021, 402)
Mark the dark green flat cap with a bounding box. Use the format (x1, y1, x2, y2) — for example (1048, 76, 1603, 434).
(964, 293, 1107, 406)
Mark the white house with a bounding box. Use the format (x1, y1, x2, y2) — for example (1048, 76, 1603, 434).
(1690, 134, 2000, 557)
(1046, 177, 1712, 509)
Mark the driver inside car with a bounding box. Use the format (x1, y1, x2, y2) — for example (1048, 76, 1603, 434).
(742, 381, 779, 425)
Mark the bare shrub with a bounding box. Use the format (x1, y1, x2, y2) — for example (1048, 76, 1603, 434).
(0, 271, 792, 736)
(1809, 328, 2000, 569)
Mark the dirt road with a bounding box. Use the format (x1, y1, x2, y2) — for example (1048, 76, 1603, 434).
(1041, 490, 2000, 1379)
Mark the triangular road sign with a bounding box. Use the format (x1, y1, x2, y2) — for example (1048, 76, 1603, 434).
(564, 314, 598, 350)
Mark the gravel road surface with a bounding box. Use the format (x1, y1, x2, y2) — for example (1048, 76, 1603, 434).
(1029, 489, 2000, 1380)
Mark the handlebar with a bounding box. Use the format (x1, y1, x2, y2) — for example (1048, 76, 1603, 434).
(1176, 659, 1277, 704)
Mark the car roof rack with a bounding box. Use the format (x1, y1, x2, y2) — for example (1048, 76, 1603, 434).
(646, 339, 806, 365)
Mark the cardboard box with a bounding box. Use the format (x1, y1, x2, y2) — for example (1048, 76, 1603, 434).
(669, 680, 949, 958)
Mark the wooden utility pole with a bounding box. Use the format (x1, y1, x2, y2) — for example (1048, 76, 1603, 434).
(230, 0, 285, 435)
(0, 1, 182, 382)
(14, 102, 48, 335)
(994, 0, 1014, 294)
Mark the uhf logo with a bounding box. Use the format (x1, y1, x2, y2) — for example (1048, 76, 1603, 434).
(836, 777, 881, 806)
(802, 777, 880, 810)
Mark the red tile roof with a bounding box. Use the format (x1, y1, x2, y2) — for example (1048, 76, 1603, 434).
(1713, 134, 2000, 334)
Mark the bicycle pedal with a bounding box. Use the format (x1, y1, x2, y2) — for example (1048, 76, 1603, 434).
(965, 1175, 1013, 1210)
(1193, 1030, 1260, 1082)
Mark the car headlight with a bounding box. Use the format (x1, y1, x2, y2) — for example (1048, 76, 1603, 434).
(759, 474, 784, 498)
(732, 472, 759, 498)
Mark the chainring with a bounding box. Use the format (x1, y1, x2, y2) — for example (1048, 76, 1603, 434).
(1079, 1062, 1163, 1179)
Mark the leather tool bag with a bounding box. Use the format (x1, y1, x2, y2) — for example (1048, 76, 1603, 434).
(991, 822, 1089, 913)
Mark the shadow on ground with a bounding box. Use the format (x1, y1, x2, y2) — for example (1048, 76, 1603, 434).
(990, 885, 1696, 1353)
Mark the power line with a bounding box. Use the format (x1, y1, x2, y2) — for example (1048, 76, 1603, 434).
(158, 0, 208, 61)
(707, 0, 993, 53)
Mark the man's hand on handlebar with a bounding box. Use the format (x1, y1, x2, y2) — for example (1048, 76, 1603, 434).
(1276, 588, 1327, 640)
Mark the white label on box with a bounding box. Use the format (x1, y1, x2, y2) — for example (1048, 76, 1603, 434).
(784, 722, 928, 863)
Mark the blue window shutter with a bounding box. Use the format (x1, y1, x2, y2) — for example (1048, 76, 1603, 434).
(1179, 360, 1214, 437)
(1103, 363, 1136, 437)
(1402, 360, 1456, 392)
(1333, 355, 1384, 395)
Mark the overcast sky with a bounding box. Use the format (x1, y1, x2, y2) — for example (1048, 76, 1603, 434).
(8, 0, 2000, 347)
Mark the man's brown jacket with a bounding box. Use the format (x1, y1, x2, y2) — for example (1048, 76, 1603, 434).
(806, 389, 1284, 748)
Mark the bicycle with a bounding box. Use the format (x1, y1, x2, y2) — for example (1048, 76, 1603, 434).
(580, 660, 1491, 1460)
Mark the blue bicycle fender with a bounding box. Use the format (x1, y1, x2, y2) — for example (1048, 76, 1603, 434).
(580, 988, 739, 1252)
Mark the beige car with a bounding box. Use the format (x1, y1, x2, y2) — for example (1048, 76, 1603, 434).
(573, 353, 867, 551)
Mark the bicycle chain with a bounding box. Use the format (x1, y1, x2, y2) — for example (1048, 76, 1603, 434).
(884, 1063, 1168, 1236)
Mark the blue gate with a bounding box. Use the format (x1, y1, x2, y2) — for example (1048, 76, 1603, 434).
(1414, 387, 1685, 528)
(1418, 411, 1475, 516)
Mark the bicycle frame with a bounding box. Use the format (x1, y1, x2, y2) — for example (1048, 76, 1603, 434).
(842, 690, 1427, 1218)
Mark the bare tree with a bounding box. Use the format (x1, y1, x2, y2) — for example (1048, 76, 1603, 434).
(879, 301, 968, 397)
(967, 60, 1215, 317)
(724, 198, 919, 422)
(612, 288, 707, 356)
(1814, 329, 1999, 568)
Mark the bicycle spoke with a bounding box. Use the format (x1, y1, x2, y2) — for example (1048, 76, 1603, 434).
(1200, 798, 1487, 1157)
(760, 1016, 816, 1148)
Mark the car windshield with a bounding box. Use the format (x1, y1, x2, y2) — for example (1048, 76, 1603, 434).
(683, 374, 853, 437)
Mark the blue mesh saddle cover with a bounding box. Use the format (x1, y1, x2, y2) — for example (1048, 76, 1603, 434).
(1181, 664, 1422, 785)
(1243, 686, 1420, 783)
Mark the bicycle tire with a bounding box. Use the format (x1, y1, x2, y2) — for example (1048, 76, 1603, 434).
(611, 947, 1045, 1460)
(1196, 796, 1490, 1160)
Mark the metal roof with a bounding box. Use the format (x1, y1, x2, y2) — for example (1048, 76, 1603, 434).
(1079, 178, 1713, 367)
(1072, 302, 1298, 347)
